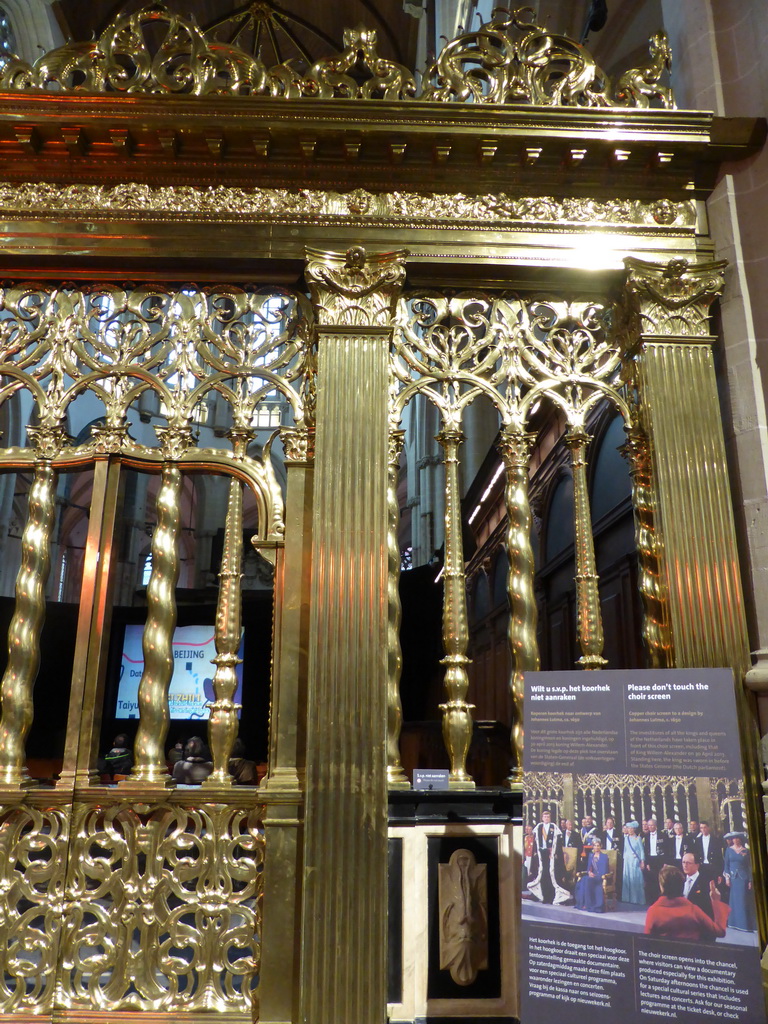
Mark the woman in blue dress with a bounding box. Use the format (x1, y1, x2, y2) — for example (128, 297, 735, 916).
(575, 837, 609, 912)
(622, 822, 646, 905)
(724, 832, 756, 931)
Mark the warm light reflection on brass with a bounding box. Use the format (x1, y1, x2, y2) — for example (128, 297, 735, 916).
(566, 428, 607, 670)
(0, 460, 56, 789)
(498, 429, 539, 783)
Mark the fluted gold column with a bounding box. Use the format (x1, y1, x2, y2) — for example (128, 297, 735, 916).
(498, 428, 539, 784)
(436, 427, 475, 790)
(259, 425, 314, 1024)
(617, 258, 749, 672)
(299, 246, 406, 1024)
(616, 257, 763, 936)
(0, 459, 57, 789)
(387, 428, 409, 789)
(123, 461, 182, 788)
(621, 425, 672, 667)
(203, 439, 249, 788)
(565, 428, 607, 669)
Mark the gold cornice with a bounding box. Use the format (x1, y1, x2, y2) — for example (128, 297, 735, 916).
(0, 94, 759, 197)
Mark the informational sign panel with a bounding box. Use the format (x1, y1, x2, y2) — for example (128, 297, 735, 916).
(117, 624, 244, 720)
(521, 668, 765, 1024)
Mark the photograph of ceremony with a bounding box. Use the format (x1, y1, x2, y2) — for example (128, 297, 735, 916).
(522, 771, 759, 947)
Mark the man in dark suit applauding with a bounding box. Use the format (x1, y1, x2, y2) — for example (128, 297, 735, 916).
(682, 850, 715, 923)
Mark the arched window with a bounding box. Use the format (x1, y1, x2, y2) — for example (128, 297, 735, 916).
(0, 6, 16, 55)
(590, 415, 631, 523)
(141, 552, 152, 587)
(543, 473, 575, 563)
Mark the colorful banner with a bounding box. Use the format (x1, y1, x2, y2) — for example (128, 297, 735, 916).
(522, 668, 765, 1024)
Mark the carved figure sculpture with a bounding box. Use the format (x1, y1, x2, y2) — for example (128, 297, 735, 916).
(438, 848, 488, 986)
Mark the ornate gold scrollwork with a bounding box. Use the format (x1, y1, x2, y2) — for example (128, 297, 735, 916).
(58, 800, 264, 1013)
(0, 804, 69, 1013)
(421, 6, 674, 108)
(300, 25, 416, 100)
(0, 2, 269, 95)
(0, 2, 672, 107)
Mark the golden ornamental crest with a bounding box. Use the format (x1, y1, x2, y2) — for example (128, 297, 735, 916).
(0, 2, 674, 108)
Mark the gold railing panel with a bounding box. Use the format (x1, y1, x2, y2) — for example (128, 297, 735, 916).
(57, 800, 264, 1014)
(0, 278, 313, 1020)
(394, 294, 631, 771)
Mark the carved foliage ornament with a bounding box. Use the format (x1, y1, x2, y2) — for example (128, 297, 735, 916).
(618, 257, 727, 339)
(305, 246, 408, 327)
(0, 183, 696, 232)
(0, 2, 673, 108)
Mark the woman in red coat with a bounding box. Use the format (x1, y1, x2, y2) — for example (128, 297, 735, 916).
(645, 865, 729, 941)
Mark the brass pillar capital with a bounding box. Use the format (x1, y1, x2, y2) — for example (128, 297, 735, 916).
(617, 256, 727, 346)
(305, 245, 408, 328)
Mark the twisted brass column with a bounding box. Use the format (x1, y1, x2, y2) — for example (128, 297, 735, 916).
(0, 462, 57, 788)
(387, 428, 409, 789)
(436, 427, 475, 790)
(124, 462, 182, 787)
(498, 429, 539, 784)
(621, 425, 672, 667)
(203, 460, 246, 788)
(565, 428, 607, 669)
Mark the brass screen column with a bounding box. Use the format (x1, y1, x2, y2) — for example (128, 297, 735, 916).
(300, 246, 406, 1024)
(617, 257, 749, 672)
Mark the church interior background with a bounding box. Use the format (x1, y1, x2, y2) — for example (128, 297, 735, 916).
(0, 0, 764, 1021)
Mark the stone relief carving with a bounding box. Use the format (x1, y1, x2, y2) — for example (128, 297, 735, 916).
(438, 848, 489, 987)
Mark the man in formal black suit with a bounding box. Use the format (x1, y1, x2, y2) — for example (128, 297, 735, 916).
(665, 822, 690, 867)
(562, 819, 583, 854)
(682, 850, 715, 922)
(686, 819, 700, 849)
(643, 818, 666, 902)
(694, 821, 724, 886)
(599, 816, 621, 853)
